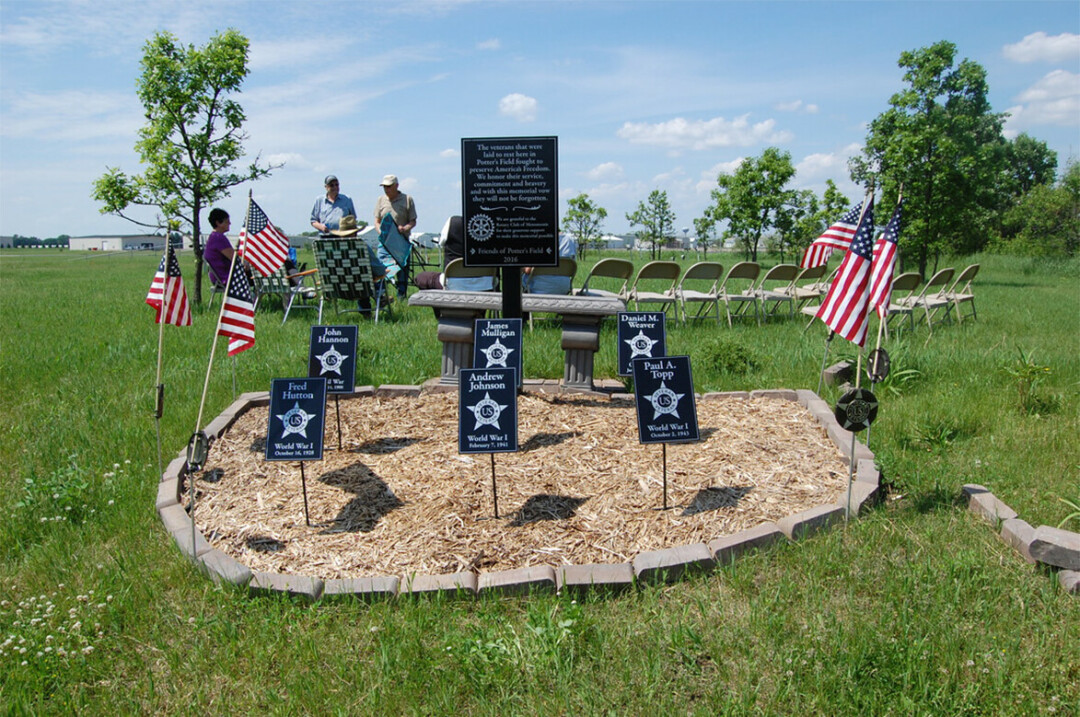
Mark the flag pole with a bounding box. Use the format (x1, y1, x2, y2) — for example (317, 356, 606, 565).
(189, 196, 252, 554)
(152, 244, 171, 480)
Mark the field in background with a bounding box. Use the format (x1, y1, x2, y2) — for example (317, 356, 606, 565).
(1, 248, 1077, 713)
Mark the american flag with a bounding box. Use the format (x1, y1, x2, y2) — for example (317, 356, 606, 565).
(800, 201, 863, 269)
(815, 198, 875, 346)
(868, 199, 903, 319)
(238, 198, 289, 277)
(217, 260, 256, 355)
(146, 246, 191, 326)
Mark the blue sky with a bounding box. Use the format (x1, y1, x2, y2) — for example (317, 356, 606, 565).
(1, 0, 1077, 239)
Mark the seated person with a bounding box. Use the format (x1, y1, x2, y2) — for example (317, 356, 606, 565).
(523, 233, 577, 294)
(413, 215, 497, 291)
(204, 207, 237, 287)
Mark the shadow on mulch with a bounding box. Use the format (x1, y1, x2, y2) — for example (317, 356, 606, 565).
(318, 462, 404, 533)
(246, 536, 286, 553)
(350, 437, 422, 454)
(508, 494, 589, 526)
(681, 486, 752, 516)
(521, 431, 580, 452)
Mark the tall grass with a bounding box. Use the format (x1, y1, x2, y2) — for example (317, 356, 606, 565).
(0, 248, 1077, 713)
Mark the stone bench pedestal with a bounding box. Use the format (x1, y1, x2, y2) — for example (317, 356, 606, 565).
(409, 290, 625, 391)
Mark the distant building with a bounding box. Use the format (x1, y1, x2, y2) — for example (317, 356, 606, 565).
(0, 236, 13, 248)
(68, 234, 166, 251)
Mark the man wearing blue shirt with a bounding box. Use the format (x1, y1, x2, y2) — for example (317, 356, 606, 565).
(310, 175, 356, 235)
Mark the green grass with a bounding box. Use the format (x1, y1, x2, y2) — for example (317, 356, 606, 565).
(1, 248, 1078, 714)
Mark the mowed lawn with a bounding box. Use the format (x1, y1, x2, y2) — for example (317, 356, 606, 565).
(1, 248, 1077, 714)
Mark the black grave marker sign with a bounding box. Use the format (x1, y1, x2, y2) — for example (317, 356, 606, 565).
(266, 378, 327, 462)
(618, 311, 667, 376)
(461, 137, 558, 267)
(473, 318, 523, 387)
(458, 367, 518, 454)
(632, 355, 699, 444)
(308, 325, 358, 394)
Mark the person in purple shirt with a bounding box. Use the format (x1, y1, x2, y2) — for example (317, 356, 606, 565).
(204, 207, 235, 286)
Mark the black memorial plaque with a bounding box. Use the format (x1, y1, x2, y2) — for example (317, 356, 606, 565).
(459, 367, 518, 454)
(632, 356, 699, 444)
(308, 325, 358, 394)
(266, 378, 327, 461)
(835, 387, 879, 433)
(473, 318, 523, 388)
(617, 312, 667, 376)
(462, 136, 558, 267)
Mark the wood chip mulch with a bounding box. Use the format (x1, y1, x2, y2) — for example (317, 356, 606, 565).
(192, 393, 847, 579)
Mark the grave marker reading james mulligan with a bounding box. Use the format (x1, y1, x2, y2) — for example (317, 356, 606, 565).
(473, 318, 523, 388)
(462, 136, 558, 267)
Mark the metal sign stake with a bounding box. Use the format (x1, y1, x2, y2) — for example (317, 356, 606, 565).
(300, 462, 311, 527)
(335, 394, 342, 450)
(490, 453, 499, 519)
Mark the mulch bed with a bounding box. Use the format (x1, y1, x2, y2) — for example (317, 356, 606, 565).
(192, 392, 847, 579)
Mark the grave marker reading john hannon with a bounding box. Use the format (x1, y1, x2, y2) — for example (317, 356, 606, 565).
(458, 367, 518, 454)
(473, 318, 523, 388)
(308, 325, 358, 394)
(617, 311, 667, 376)
(632, 356, 699, 444)
(462, 136, 558, 267)
(266, 378, 327, 462)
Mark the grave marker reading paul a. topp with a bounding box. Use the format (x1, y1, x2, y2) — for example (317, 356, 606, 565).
(632, 356, 699, 444)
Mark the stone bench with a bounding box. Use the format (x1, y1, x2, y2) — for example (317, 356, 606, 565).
(407, 290, 626, 391)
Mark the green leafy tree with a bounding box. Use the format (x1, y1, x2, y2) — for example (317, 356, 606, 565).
(626, 190, 676, 260)
(709, 147, 796, 262)
(693, 215, 717, 258)
(92, 29, 277, 302)
(773, 189, 820, 263)
(997, 159, 1080, 256)
(850, 41, 1006, 277)
(562, 193, 608, 260)
(1004, 133, 1058, 197)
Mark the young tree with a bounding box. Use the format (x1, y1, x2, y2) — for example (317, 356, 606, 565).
(1003, 133, 1058, 197)
(92, 29, 277, 302)
(773, 189, 820, 263)
(997, 159, 1079, 256)
(709, 147, 796, 262)
(626, 190, 676, 260)
(693, 215, 717, 258)
(562, 193, 608, 260)
(850, 41, 1005, 277)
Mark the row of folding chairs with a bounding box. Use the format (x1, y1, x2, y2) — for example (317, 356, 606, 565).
(800, 263, 979, 335)
(575, 259, 835, 326)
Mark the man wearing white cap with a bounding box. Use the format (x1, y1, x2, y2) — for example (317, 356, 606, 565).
(374, 174, 417, 296)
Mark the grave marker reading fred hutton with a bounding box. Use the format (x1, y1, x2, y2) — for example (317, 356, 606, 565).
(473, 318, 523, 388)
(266, 378, 328, 462)
(461, 137, 558, 267)
(618, 311, 667, 377)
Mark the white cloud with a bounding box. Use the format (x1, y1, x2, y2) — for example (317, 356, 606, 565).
(440, 148, 460, 158)
(616, 114, 793, 151)
(498, 93, 538, 122)
(775, 100, 819, 114)
(476, 39, 501, 51)
(585, 162, 624, 181)
(1010, 70, 1080, 127)
(264, 152, 310, 169)
(0, 90, 141, 142)
(795, 143, 862, 181)
(1003, 32, 1080, 64)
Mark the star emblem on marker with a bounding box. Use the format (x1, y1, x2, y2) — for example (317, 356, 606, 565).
(480, 339, 514, 368)
(276, 402, 317, 439)
(315, 346, 348, 376)
(625, 330, 659, 359)
(468, 392, 507, 429)
(645, 381, 684, 420)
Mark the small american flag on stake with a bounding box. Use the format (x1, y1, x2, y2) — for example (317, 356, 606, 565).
(146, 246, 192, 326)
(238, 198, 289, 277)
(815, 197, 875, 346)
(801, 201, 864, 269)
(868, 199, 903, 319)
(217, 261, 256, 355)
